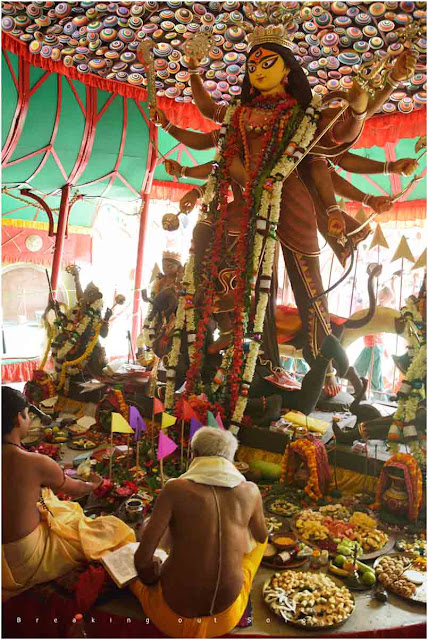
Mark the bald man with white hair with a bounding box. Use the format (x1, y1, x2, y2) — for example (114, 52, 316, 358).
(132, 427, 268, 638)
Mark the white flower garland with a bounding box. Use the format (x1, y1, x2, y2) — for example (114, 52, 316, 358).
(165, 105, 237, 409)
(231, 94, 322, 429)
(388, 297, 426, 465)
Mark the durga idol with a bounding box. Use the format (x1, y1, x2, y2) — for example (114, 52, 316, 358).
(162, 19, 417, 431)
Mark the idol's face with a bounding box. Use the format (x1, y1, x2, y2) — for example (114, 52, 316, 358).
(162, 258, 180, 276)
(247, 47, 289, 94)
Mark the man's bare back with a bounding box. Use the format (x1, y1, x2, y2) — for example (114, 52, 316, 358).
(2, 446, 103, 545)
(135, 478, 267, 618)
(2, 448, 47, 544)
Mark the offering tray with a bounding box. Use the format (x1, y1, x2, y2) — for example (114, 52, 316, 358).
(263, 570, 355, 630)
(291, 511, 394, 561)
(68, 438, 98, 450)
(264, 496, 300, 518)
(373, 552, 426, 605)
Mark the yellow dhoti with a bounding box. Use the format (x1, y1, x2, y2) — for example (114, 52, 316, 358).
(130, 538, 267, 638)
(2, 488, 135, 601)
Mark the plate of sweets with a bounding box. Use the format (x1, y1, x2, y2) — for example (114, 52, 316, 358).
(374, 552, 427, 604)
(263, 570, 355, 629)
(293, 508, 392, 560)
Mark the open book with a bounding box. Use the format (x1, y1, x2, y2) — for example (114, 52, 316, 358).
(100, 543, 168, 588)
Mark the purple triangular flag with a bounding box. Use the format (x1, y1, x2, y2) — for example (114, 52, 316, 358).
(189, 416, 203, 440)
(129, 405, 146, 442)
(157, 431, 178, 460)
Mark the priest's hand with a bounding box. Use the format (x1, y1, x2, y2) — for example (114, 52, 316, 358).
(390, 158, 419, 176)
(87, 473, 104, 492)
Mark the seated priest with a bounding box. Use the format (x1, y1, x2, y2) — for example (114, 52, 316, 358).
(2, 386, 135, 601)
(132, 427, 268, 638)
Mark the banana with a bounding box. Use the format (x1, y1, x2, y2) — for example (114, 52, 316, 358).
(329, 562, 350, 578)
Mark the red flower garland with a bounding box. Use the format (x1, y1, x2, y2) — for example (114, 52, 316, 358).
(185, 94, 297, 416)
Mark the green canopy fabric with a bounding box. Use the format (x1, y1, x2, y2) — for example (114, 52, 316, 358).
(2, 49, 149, 227)
(2, 48, 426, 229)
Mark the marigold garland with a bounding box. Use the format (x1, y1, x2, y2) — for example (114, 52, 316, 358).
(112, 388, 129, 422)
(280, 437, 330, 502)
(56, 323, 102, 391)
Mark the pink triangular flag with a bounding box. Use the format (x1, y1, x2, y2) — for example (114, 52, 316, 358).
(215, 412, 225, 430)
(157, 431, 178, 460)
(189, 416, 203, 440)
(129, 405, 146, 441)
(152, 397, 165, 415)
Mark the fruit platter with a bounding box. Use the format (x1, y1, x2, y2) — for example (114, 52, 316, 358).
(329, 554, 377, 590)
(263, 570, 355, 629)
(292, 507, 393, 560)
(68, 438, 98, 450)
(374, 553, 427, 604)
(43, 426, 69, 444)
(395, 535, 426, 559)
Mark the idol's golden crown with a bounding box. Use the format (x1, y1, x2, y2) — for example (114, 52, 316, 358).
(163, 250, 181, 263)
(247, 24, 294, 52)
(246, 8, 295, 52)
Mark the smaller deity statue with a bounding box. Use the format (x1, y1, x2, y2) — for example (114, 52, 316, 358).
(48, 265, 115, 392)
(281, 436, 331, 501)
(375, 453, 423, 523)
(140, 251, 184, 358)
(26, 265, 123, 401)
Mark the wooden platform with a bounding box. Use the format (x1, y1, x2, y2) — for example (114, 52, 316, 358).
(240, 404, 396, 477)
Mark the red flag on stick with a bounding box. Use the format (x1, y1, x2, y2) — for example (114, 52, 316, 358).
(152, 397, 165, 415)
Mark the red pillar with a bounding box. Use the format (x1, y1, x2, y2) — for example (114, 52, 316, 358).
(50, 184, 70, 295)
(131, 193, 150, 347)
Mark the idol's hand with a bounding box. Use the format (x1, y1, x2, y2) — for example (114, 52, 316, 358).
(179, 189, 198, 214)
(391, 50, 418, 82)
(149, 106, 168, 128)
(390, 158, 419, 176)
(188, 54, 202, 71)
(164, 159, 182, 178)
(328, 210, 346, 237)
(367, 195, 393, 214)
(65, 264, 80, 278)
(348, 79, 369, 115)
